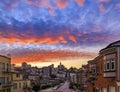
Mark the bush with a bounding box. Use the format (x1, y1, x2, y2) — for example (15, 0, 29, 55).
(69, 82, 82, 90)
(50, 74, 57, 79)
(32, 84, 40, 92)
(41, 84, 51, 89)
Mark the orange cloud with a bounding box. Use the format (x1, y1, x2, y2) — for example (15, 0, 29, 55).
(11, 50, 96, 64)
(58, 36, 67, 43)
(55, 0, 68, 9)
(99, 4, 105, 12)
(69, 35, 77, 43)
(76, 0, 85, 6)
(0, 33, 69, 44)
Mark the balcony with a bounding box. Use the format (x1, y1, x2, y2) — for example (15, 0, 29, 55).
(104, 72, 116, 77)
(2, 82, 13, 88)
(2, 68, 12, 73)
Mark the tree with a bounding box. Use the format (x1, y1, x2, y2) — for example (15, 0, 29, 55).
(50, 74, 57, 78)
(32, 84, 40, 92)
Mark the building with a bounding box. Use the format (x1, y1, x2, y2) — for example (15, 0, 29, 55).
(11, 72, 31, 92)
(42, 67, 50, 78)
(86, 40, 120, 92)
(0, 55, 31, 92)
(28, 74, 39, 81)
(70, 72, 77, 84)
(87, 60, 97, 92)
(80, 65, 88, 92)
(58, 62, 66, 71)
(0, 55, 12, 92)
(49, 64, 55, 75)
(69, 67, 78, 84)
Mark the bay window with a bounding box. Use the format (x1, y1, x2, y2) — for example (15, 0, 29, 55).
(104, 58, 115, 71)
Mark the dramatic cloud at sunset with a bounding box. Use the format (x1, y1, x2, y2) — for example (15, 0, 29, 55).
(0, 0, 120, 68)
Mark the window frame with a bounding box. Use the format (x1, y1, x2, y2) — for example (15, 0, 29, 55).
(104, 58, 116, 72)
(106, 60, 110, 71)
(110, 59, 115, 71)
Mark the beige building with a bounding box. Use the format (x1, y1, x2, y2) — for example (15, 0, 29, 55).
(11, 72, 31, 92)
(0, 55, 31, 92)
(0, 55, 12, 92)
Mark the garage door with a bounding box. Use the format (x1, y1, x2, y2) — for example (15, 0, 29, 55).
(109, 86, 115, 92)
(102, 88, 107, 92)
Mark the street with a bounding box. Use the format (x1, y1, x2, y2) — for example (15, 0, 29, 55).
(57, 81, 73, 92)
(41, 81, 73, 92)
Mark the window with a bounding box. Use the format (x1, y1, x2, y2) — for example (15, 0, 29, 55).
(104, 58, 116, 71)
(6, 77, 9, 84)
(0, 62, 5, 70)
(111, 59, 115, 70)
(16, 74, 20, 78)
(19, 83, 21, 88)
(91, 68, 96, 74)
(6, 88, 10, 92)
(13, 83, 17, 89)
(106, 61, 110, 71)
(23, 82, 27, 88)
(7, 63, 10, 70)
(0, 77, 5, 84)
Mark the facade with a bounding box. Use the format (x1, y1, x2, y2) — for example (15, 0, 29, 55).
(76, 71, 81, 85)
(69, 68, 78, 84)
(0, 55, 31, 92)
(42, 67, 50, 78)
(86, 40, 120, 92)
(80, 65, 88, 92)
(0, 55, 12, 92)
(11, 72, 31, 92)
(87, 60, 97, 92)
(70, 72, 77, 84)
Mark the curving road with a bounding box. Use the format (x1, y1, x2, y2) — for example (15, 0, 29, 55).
(41, 81, 73, 92)
(56, 81, 73, 92)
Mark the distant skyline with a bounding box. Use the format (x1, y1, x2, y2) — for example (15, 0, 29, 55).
(0, 0, 120, 68)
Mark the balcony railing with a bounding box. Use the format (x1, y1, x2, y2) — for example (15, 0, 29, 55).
(2, 82, 13, 88)
(104, 72, 116, 77)
(2, 68, 12, 73)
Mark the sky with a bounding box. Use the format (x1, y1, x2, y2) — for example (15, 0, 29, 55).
(0, 0, 120, 68)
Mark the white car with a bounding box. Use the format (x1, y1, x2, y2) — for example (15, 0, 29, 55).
(52, 86, 58, 90)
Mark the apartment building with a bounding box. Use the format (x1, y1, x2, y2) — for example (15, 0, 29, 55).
(86, 40, 120, 92)
(70, 72, 77, 84)
(80, 65, 88, 92)
(87, 60, 97, 92)
(0, 55, 12, 92)
(0, 55, 31, 92)
(11, 72, 31, 92)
